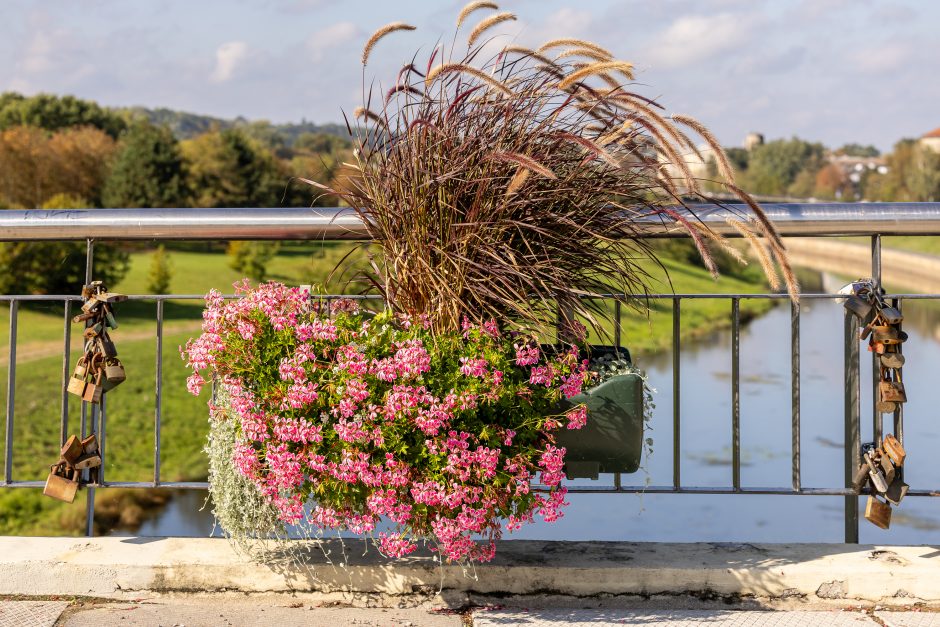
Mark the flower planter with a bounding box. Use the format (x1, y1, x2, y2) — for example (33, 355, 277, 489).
(554, 346, 644, 479)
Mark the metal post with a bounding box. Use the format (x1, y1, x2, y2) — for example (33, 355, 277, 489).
(4, 301, 17, 484)
(731, 298, 741, 492)
(872, 235, 882, 447)
(84, 239, 95, 537)
(791, 299, 801, 492)
(844, 309, 861, 543)
(154, 299, 164, 486)
(60, 300, 72, 447)
(672, 298, 681, 490)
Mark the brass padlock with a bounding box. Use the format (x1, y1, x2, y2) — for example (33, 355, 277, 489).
(96, 333, 118, 358)
(865, 495, 891, 529)
(880, 352, 905, 369)
(43, 463, 79, 503)
(102, 358, 126, 391)
(83, 322, 103, 339)
(82, 370, 104, 404)
(97, 292, 128, 303)
(875, 400, 897, 414)
(880, 306, 903, 325)
(81, 434, 98, 455)
(73, 355, 90, 378)
(74, 452, 101, 470)
(81, 297, 100, 313)
(60, 435, 83, 465)
(879, 453, 896, 485)
(879, 379, 907, 404)
(883, 434, 906, 467)
(66, 370, 87, 398)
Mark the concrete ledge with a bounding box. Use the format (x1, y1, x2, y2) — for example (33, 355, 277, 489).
(2, 538, 939, 606)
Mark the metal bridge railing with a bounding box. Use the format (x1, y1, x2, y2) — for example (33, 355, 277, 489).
(0, 203, 937, 542)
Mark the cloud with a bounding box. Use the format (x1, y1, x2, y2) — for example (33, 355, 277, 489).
(849, 42, 911, 74)
(210, 41, 249, 83)
(306, 22, 357, 63)
(647, 12, 758, 69)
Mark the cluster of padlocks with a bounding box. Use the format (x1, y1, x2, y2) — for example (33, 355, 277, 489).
(43, 434, 101, 503)
(44, 281, 127, 502)
(844, 279, 908, 529)
(66, 281, 127, 402)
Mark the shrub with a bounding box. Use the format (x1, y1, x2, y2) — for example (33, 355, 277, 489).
(146, 245, 173, 294)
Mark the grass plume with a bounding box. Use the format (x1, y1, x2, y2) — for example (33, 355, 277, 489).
(467, 11, 517, 47)
(457, 1, 499, 29)
(362, 22, 416, 66)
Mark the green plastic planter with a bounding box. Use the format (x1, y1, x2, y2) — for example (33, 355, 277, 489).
(553, 345, 644, 480)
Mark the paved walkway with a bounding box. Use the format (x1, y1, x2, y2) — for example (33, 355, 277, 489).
(4, 598, 940, 626)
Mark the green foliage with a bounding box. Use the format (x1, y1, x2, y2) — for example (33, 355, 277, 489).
(0, 194, 129, 295)
(743, 137, 826, 197)
(227, 241, 281, 282)
(102, 122, 190, 208)
(725, 147, 750, 172)
(182, 129, 285, 208)
(862, 139, 940, 201)
(0, 92, 126, 138)
(146, 245, 173, 294)
(836, 143, 880, 158)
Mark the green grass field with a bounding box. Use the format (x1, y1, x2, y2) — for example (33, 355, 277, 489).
(0, 243, 774, 535)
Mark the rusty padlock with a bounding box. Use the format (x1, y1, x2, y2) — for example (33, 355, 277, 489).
(60, 435, 83, 465)
(883, 434, 906, 467)
(881, 352, 905, 369)
(879, 379, 907, 404)
(73, 452, 101, 470)
(82, 368, 104, 404)
(864, 494, 892, 529)
(81, 434, 98, 455)
(102, 357, 126, 391)
(43, 462, 79, 503)
(96, 333, 117, 358)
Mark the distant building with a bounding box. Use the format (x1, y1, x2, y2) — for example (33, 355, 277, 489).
(744, 132, 764, 151)
(920, 128, 940, 153)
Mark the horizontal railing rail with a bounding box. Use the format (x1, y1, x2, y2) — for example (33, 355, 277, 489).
(4, 203, 940, 241)
(1, 204, 939, 542)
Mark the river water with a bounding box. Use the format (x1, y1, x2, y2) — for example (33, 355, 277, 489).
(113, 278, 940, 544)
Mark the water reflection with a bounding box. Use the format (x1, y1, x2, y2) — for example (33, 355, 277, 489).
(110, 274, 940, 544)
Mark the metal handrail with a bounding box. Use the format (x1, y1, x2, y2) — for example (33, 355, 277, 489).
(4, 203, 940, 241)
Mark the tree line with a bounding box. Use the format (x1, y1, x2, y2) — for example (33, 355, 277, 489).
(717, 137, 940, 202)
(0, 92, 354, 294)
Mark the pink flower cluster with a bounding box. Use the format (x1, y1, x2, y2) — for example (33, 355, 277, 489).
(184, 281, 592, 564)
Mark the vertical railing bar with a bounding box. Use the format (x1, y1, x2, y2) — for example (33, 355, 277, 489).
(871, 234, 882, 447)
(791, 299, 801, 492)
(893, 297, 904, 484)
(84, 238, 95, 537)
(60, 300, 72, 447)
(672, 297, 681, 490)
(154, 299, 164, 487)
(4, 300, 18, 484)
(844, 308, 860, 543)
(731, 298, 741, 492)
(614, 299, 622, 352)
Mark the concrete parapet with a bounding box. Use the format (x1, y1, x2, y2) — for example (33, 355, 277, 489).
(1, 538, 939, 606)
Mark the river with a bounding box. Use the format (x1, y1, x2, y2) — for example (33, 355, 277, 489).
(111, 275, 940, 544)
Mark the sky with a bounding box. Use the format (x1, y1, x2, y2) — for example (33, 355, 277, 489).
(2, 0, 938, 152)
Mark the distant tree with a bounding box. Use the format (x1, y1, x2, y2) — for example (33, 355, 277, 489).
(181, 128, 283, 208)
(743, 138, 826, 197)
(0, 194, 129, 295)
(103, 121, 189, 208)
(146, 245, 173, 294)
(813, 164, 850, 200)
(724, 147, 750, 173)
(862, 139, 940, 201)
(0, 92, 125, 138)
(835, 143, 880, 158)
(0, 125, 116, 208)
(227, 241, 281, 282)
